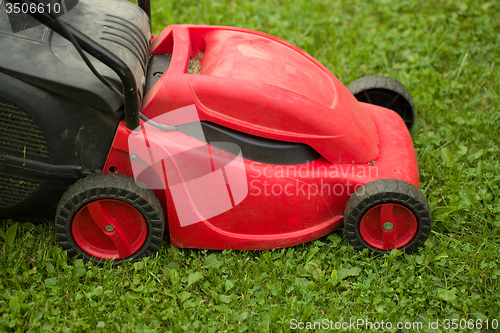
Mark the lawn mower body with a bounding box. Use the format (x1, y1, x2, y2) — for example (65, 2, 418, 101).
(0, 0, 430, 261)
(104, 25, 420, 250)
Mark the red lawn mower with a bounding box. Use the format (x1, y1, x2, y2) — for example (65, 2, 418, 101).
(0, 0, 431, 264)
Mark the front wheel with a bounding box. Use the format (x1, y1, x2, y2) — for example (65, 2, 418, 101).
(55, 173, 165, 265)
(344, 179, 431, 254)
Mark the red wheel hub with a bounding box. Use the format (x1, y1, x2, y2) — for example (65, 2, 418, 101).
(72, 199, 147, 259)
(359, 203, 417, 250)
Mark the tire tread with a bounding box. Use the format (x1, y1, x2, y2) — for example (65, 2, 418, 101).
(344, 179, 431, 254)
(55, 173, 165, 265)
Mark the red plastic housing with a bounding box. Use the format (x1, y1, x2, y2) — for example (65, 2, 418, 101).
(103, 25, 419, 250)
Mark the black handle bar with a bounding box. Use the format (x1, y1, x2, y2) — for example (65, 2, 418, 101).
(138, 0, 151, 21)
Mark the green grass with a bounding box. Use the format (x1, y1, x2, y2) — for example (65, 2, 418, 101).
(2, 0, 500, 331)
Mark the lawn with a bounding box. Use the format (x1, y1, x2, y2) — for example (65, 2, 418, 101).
(1, 0, 500, 331)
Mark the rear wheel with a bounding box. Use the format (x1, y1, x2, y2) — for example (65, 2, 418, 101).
(55, 173, 164, 264)
(347, 75, 415, 129)
(344, 179, 431, 254)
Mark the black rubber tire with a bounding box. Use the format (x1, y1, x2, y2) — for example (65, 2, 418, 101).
(344, 179, 431, 254)
(55, 173, 165, 265)
(347, 75, 415, 129)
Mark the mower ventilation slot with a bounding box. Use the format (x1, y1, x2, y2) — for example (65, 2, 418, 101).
(0, 99, 49, 158)
(0, 175, 40, 209)
(102, 14, 150, 74)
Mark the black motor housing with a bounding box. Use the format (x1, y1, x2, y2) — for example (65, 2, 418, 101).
(0, 0, 151, 220)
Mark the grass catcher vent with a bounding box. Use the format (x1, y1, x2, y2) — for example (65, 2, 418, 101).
(0, 175, 40, 209)
(0, 99, 50, 158)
